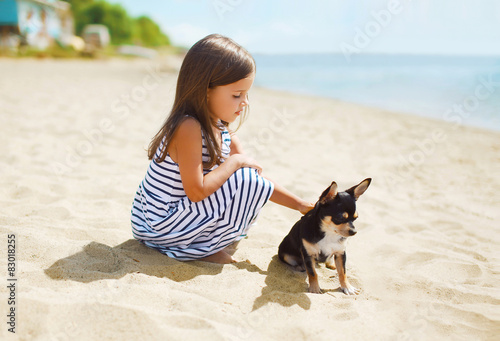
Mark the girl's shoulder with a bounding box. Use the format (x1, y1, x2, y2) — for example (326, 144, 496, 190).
(179, 115, 201, 129)
(172, 116, 202, 143)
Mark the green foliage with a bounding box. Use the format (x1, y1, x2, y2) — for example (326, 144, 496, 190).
(61, 0, 93, 14)
(75, 1, 132, 44)
(62, 0, 170, 47)
(132, 16, 170, 47)
(14, 45, 80, 58)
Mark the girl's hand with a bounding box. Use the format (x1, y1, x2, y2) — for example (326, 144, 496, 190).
(230, 154, 263, 175)
(298, 201, 315, 215)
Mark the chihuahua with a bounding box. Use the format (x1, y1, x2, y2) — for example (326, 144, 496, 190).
(278, 178, 371, 294)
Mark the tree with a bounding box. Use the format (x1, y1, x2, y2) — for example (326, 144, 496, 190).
(62, 0, 170, 46)
(77, 1, 132, 44)
(133, 16, 170, 47)
(61, 0, 92, 13)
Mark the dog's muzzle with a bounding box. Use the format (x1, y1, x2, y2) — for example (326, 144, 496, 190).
(348, 223, 357, 236)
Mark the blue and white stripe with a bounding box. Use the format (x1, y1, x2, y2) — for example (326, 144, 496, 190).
(131, 127, 274, 260)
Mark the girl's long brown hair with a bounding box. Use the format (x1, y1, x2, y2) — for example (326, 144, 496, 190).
(148, 34, 255, 168)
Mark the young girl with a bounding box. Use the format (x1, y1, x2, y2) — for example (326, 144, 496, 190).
(131, 34, 313, 264)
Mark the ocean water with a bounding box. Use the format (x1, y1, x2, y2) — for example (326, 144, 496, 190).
(253, 54, 500, 132)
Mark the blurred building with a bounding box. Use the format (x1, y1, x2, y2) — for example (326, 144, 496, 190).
(0, 0, 73, 50)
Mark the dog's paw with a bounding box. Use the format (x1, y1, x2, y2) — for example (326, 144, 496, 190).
(341, 284, 360, 295)
(292, 264, 306, 272)
(308, 284, 323, 294)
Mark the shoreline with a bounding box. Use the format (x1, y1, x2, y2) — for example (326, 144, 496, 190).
(252, 84, 500, 140)
(253, 84, 500, 135)
(253, 53, 500, 134)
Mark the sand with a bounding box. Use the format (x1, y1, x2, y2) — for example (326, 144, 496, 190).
(0, 57, 499, 340)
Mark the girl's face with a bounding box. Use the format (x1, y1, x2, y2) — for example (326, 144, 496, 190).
(207, 73, 255, 124)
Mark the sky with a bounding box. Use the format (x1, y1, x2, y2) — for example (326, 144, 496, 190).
(107, 0, 500, 56)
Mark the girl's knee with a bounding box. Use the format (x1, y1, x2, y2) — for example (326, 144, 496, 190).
(233, 167, 271, 191)
(235, 167, 259, 183)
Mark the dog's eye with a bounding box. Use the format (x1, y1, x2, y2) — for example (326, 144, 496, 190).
(332, 213, 347, 224)
(331, 216, 343, 224)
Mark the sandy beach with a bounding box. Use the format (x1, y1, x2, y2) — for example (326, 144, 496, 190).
(0, 57, 499, 340)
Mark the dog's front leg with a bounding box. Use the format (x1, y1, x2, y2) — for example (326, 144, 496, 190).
(334, 252, 360, 295)
(301, 249, 321, 294)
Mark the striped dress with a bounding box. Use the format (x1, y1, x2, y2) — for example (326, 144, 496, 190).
(131, 125, 274, 260)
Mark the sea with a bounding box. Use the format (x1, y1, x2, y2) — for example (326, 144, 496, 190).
(253, 54, 500, 132)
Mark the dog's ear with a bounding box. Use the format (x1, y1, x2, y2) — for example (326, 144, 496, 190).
(319, 181, 338, 204)
(346, 178, 371, 200)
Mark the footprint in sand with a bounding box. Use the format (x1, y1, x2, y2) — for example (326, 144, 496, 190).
(33, 206, 72, 220)
(10, 185, 33, 200)
(413, 237, 487, 262)
(419, 260, 483, 284)
(385, 223, 427, 234)
(330, 300, 359, 320)
(165, 315, 215, 331)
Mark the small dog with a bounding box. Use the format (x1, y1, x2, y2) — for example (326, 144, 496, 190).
(278, 178, 371, 294)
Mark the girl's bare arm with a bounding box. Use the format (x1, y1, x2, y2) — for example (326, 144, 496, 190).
(172, 119, 260, 202)
(230, 133, 314, 214)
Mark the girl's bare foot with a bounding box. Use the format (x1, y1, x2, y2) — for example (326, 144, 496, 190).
(199, 250, 236, 264)
(224, 240, 240, 256)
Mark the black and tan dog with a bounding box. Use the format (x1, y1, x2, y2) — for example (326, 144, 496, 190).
(278, 178, 371, 294)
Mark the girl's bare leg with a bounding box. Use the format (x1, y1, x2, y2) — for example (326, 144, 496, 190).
(199, 250, 236, 264)
(224, 240, 241, 256)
